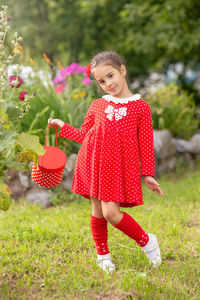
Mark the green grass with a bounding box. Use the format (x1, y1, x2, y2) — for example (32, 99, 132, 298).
(0, 163, 200, 299)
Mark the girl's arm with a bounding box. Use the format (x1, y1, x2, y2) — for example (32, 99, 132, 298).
(51, 102, 95, 144)
(138, 103, 164, 197)
(137, 102, 155, 177)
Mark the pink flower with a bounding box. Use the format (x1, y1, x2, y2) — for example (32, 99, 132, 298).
(53, 73, 65, 85)
(19, 91, 28, 101)
(53, 62, 86, 85)
(82, 77, 91, 86)
(9, 75, 23, 88)
(0, 17, 12, 21)
(76, 64, 85, 74)
(67, 62, 84, 75)
(55, 84, 65, 94)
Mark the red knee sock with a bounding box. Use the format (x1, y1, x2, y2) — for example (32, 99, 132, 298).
(90, 215, 109, 255)
(113, 212, 149, 247)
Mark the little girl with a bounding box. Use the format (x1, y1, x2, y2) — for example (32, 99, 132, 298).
(48, 50, 164, 273)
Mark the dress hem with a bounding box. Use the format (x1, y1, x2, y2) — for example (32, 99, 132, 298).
(71, 189, 143, 208)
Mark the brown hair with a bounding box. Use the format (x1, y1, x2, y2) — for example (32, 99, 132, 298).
(90, 50, 126, 76)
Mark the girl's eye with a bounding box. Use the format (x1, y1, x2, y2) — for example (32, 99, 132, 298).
(100, 80, 104, 84)
(108, 74, 113, 78)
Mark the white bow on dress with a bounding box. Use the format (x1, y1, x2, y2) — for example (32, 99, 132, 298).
(104, 105, 127, 121)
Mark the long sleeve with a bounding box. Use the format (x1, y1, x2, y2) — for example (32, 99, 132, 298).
(59, 101, 95, 144)
(137, 102, 155, 177)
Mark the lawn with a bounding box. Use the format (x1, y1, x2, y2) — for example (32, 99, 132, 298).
(0, 163, 200, 300)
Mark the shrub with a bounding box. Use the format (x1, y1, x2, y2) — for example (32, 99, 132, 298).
(145, 82, 199, 139)
(0, 5, 45, 210)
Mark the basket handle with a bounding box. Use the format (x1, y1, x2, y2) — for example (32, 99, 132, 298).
(44, 123, 58, 147)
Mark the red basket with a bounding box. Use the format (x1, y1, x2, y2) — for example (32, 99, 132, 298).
(31, 124, 67, 188)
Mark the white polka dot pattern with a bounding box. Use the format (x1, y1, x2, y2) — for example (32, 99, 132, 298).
(32, 163, 64, 188)
(59, 97, 155, 207)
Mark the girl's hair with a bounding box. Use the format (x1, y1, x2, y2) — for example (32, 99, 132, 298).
(90, 50, 125, 75)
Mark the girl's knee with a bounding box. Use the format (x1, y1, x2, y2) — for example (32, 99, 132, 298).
(103, 211, 116, 223)
(101, 202, 121, 224)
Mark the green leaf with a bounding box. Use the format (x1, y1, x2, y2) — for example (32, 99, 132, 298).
(6, 105, 21, 120)
(1, 160, 28, 172)
(0, 130, 18, 152)
(16, 150, 39, 164)
(16, 133, 46, 156)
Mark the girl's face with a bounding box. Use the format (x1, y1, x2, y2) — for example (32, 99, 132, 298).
(92, 63, 127, 98)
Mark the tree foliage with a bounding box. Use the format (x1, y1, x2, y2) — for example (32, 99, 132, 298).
(6, 0, 200, 78)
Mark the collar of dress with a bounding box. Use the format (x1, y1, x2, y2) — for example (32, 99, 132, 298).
(102, 94, 141, 104)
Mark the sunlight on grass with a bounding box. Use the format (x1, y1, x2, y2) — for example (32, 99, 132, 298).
(0, 164, 200, 299)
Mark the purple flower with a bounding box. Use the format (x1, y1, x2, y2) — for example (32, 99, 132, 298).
(76, 64, 85, 74)
(53, 62, 86, 85)
(53, 73, 65, 85)
(60, 67, 71, 77)
(68, 62, 82, 75)
(82, 77, 91, 86)
(0, 17, 12, 21)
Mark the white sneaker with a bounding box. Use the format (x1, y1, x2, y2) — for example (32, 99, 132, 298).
(97, 253, 116, 274)
(142, 234, 162, 268)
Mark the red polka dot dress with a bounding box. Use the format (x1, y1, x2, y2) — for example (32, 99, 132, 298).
(59, 94, 155, 207)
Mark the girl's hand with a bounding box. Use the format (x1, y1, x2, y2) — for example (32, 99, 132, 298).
(48, 118, 64, 129)
(143, 176, 164, 197)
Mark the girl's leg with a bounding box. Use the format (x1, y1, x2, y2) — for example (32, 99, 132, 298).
(102, 201, 162, 268)
(90, 197, 115, 273)
(90, 196, 104, 218)
(101, 201, 149, 247)
(90, 197, 109, 255)
(101, 201, 162, 267)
